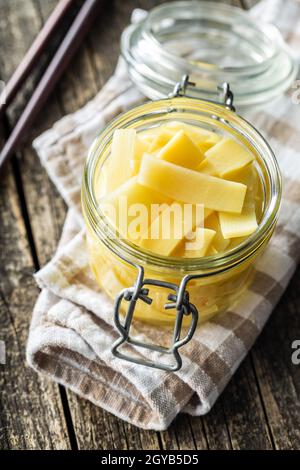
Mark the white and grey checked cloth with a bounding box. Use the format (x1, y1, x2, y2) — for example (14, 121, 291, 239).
(27, 0, 300, 430)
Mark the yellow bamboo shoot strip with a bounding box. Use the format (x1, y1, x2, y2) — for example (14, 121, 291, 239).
(164, 121, 218, 142)
(163, 121, 221, 152)
(219, 204, 258, 239)
(107, 129, 136, 192)
(199, 137, 254, 178)
(205, 212, 230, 251)
(135, 135, 149, 160)
(157, 130, 205, 169)
(206, 244, 218, 255)
(138, 131, 159, 145)
(138, 153, 247, 213)
(228, 163, 255, 188)
(194, 133, 222, 154)
(196, 139, 217, 154)
(227, 163, 260, 206)
(130, 135, 149, 175)
(149, 129, 174, 152)
(139, 203, 212, 256)
(130, 159, 141, 176)
(180, 228, 216, 257)
(100, 176, 171, 240)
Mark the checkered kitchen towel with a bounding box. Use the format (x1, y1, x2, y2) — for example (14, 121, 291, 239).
(27, 0, 300, 430)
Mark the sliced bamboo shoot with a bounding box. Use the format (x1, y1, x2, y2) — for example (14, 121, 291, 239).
(180, 228, 216, 257)
(149, 129, 174, 152)
(205, 212, 230, 251)
(157, 130, 205, 169)
(100, 176, 170, 240)
(138, 153, 247, 213)
(219, 203, 258, 239)
(139, 203, 212, 256)
(199, 137, 254, 177)
(107, 129, 136, 192)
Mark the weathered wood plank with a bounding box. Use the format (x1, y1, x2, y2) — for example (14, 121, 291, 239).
(196, 402, 232, 450)
(62, 394, 129, 450)
(0, 0, 68, 267)
(250, 270, 300, 449)
(0, 135, 70, 449)
(238, 0, 300, 449)
(231, 0, 300, 450)
(160, 414, 207, 450)
(0, 0, 71, 450)
(221, 357, 273, 449)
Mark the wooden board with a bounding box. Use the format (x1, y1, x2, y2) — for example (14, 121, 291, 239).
(0, 0, 299, 450)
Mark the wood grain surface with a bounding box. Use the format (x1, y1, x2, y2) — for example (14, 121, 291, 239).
(0, 0, 299, 450)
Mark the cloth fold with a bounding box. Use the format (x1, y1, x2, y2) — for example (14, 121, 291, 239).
(27, 1, 300, 430)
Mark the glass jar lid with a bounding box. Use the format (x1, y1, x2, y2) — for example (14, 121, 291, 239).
(121, 1, 298, 107)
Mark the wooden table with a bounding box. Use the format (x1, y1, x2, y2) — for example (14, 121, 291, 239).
(0, 0, 299, 451)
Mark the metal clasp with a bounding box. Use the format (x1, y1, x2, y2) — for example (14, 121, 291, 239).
(112, 266, 198, 371)
(170, 74, 235, 111)
(170, 74, 196, 98)
(217, 82, 235, 111)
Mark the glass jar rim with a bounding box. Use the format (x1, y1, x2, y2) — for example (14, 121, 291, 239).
(121, 0, 298, 107)
(82, 97, 282, 274)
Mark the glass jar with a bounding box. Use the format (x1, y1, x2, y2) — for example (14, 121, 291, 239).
(121, 1, 297, 106)
(82, 93, 281, 369)
(81, 1, 288, 370)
